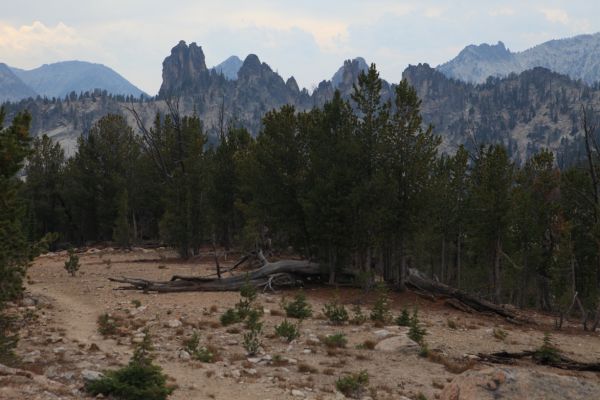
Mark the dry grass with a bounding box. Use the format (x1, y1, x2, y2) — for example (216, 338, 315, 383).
(298, 362, 318, 374)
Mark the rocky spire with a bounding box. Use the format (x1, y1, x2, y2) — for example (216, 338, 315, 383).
(158, 41, 209, 97)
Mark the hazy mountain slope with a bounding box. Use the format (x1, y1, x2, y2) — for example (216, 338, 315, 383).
(11, 61, 146, 98)
(212, 56, 243, 80)
(4, 40, 597, 166)
(404, 63, 593, 163)
(0, 63, 38, 102)
(438, 33, 600, 84)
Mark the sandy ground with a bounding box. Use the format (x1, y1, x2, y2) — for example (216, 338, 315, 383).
(7, 247, 600, 400)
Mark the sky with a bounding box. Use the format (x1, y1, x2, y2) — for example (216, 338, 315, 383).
(1, 1, 599, 95)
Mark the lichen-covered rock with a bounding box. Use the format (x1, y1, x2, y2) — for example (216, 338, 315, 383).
(440, 367, 600, 400)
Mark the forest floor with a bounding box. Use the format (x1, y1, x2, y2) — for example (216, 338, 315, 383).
(2, 247, 600, 400)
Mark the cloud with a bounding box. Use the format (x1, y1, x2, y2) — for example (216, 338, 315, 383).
(424, 6, 445, 18)
(223, 11, 350, 53)
(0, 20, 99, 67)
(489, 7, 515, 17)
(541, 8, 570, 25)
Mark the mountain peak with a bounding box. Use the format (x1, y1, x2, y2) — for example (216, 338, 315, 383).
(212, 55, 243, 80)
(159, 40, 209, 97)
(331, 57, 369, 89)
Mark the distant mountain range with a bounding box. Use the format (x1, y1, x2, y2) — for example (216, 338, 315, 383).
(0, 60, 146, 102)
(4, 33, 600, 165)
(438, 33, 600, 84)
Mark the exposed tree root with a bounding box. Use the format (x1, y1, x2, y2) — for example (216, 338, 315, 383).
(476, 350, 600, 372)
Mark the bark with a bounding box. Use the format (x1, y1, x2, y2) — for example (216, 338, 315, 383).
(477, 350, 600, 372)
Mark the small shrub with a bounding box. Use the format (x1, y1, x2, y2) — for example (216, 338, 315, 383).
(534, 333, 561, 364)
(323, 295, 349, 325)
(395, 308, 411, 327)
(298, 362, 318, 374)
(493, 328, 508, 341)
(220, 309, 241, 326)
(408, 308, 427, 344)
(236, 276, 257, 318)
(103, 258, 112, 269)
(370, 284, 391, 324)
(85, 330, 174, 400)
(245, 309, 263, 332)
(183, 331, 216, 362)
(97, 313, 118, 336)
(0, 312, 18, 365)
(418, 342, 430, 358)
(356, 339, 376, 350)
(350, 304, 367, 325)
(274, 319, 300, 342)
(284, 292, 313, 319)
(64, 248, 80, 276)
(447, 319, 458, 330)
(243, 329, 261, 355)
(131, 299, 142, 308)
(336, 370, 369, 399)
(323, 333, 347, 348)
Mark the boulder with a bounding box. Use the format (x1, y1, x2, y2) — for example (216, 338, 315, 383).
(81, 370, 104, 382)
(440, 367, 600, 400)
(375, 335, 419, 353)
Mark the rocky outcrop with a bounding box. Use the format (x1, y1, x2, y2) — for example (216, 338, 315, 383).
(158, 41, 212, 97)
(440, 367, 600, 400)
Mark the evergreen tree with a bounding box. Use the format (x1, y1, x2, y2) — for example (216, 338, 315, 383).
(467, 145, 514, 302)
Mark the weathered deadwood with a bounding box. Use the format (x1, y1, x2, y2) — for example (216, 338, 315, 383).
(109, 258, 322, 292)
(477, 350, 600, 372)
(406, 268, 523, 322)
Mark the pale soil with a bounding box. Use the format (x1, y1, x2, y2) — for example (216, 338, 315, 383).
(5, 247, 600, 400)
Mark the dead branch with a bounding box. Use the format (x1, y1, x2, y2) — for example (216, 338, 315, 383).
(477, 350, 600, 372)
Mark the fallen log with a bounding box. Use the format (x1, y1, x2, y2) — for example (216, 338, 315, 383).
(109, 258, 522, 322)
(406, 268, 523, 322)
(477, 350, 600, 372)
(109, 257, 322, 292)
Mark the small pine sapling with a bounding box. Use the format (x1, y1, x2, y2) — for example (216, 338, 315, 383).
(64, 248, 80, 276)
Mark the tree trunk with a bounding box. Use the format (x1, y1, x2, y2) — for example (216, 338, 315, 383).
(493, 238, 502, 303)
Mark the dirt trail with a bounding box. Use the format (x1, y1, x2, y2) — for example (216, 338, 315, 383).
(28, 286, 100, 345)
(17, 248, 600, 400)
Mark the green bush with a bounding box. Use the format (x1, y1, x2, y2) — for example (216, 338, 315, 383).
(245, 309, 263, 332)
(0, 312, 18, 365)
(323, 333, 347, 348)
(243, 329, 261, 355)
(284, 292, 313, 319)
(534, 333, 561, 364)
(336, 370, 369, 399)
(395, 308, 410, 326)
(220, 309, 241, 326)
(64, 248, 80, 276)
(350, 304, 367, 325)
(274, 319, 300, 342)
(370, 284, 391, 324)
(183, 331, 216, 363)
(323, 296, 348, 325)
(408, 308, 427, 344)
(97, 313, 118, 336)
(236, 276, 257, 318)
(86, 331, 174, 400)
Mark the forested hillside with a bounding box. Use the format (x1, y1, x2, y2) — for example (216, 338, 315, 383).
(12, 64, 600, 324)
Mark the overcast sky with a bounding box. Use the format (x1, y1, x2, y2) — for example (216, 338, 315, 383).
(1, 1, 599, 95)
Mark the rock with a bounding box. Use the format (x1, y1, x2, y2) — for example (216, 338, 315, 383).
(291, 389, 305, 397)
(166, 319, 182, 328)
(247, 357, 262, 364)
(22, 350, 41, 363)
(373, 329, 393, 339)
(374, 335, 419, 353)
(179, 350, 191, 361)
(440, 367, 600, 400)
(81, 370, 104, 382)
